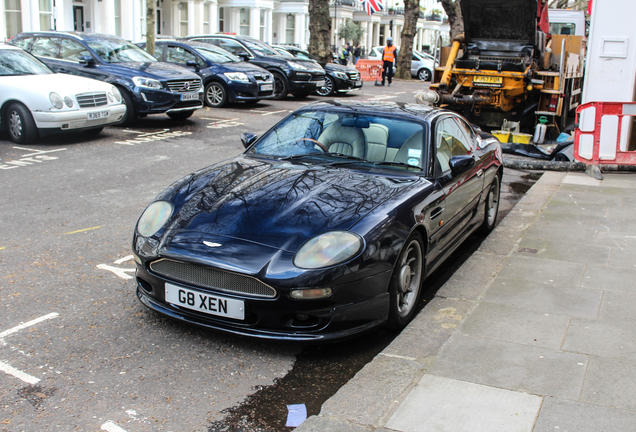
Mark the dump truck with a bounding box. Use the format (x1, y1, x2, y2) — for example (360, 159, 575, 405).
(418, 0, 585, 134)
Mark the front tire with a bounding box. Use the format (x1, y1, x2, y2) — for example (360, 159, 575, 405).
(480, 173, 501, 234)
(315, 76, 335, 96)
(204, 81, 228, 108)
(418, 68, 432, 81)
(167, 110, 194, 120)
(387, 233, 424, 329)
(115, 88, 136, 126)
(7, 102, 37, 144)
(272, 72, 288, 100)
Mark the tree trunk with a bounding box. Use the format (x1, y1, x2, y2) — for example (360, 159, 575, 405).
(308, 0, 333, 64)
(146, 0, 155, 56)
(396, 0, 420, 79)
(440, 0, 463, 39)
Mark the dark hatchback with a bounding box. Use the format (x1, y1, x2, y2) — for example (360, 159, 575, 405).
(10, 32, 204, 123)
(184, 34, 325, 100)
(273, 45, 362, 97)
(139, 40, 275, 108)
(132, 101, 503, 341)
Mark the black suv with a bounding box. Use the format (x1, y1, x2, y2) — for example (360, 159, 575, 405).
(184, 35, 325, 100)
(10, 32, 204, 124)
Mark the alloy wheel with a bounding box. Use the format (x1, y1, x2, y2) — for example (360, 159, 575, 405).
(396, 239, 423, 318)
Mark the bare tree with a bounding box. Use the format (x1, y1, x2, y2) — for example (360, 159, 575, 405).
(440, 0, 463, 39)
(146, 0, 155, 56)
(396, 0, 420, 79)
(308, 0, 333, 64)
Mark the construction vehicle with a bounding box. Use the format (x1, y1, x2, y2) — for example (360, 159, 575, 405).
(417, 0, 586, 134)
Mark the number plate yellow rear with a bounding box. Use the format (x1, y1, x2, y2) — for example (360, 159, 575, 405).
(473, 76, 503, 87)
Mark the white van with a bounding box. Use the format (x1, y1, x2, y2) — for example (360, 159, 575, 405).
(368, 46, 436, 81)
(548, 9, 586, 37)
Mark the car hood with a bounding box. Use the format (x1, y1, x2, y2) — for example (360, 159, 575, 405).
(324, 63, 357, 73)
(156, 156, 418, 252)
(461, 0, 537, 44)
(3, 73, 112, 94)
(111, 61, 200, 79)
(219, 61, 269, 75)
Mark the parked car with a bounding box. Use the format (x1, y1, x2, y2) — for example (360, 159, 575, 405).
(132, 100, 503, 341)
(368, 46, 436, 81)
(183, 34, 325, 100)
(138, 40, 275, 108)
(0, 44, 126, 144)
(9, 32, 204, 124)
(272, 45, 362, 97)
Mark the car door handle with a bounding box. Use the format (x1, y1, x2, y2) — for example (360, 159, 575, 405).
(476, 169, 484, 178)
(430, 207, 443, 219)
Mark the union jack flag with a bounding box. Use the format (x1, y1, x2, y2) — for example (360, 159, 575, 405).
(362, 0, 383, 15)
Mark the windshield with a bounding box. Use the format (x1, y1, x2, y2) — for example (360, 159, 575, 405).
(195, 45, 241, 63)
(249, 110, 427, 171)
(243, 39, 279, 56)
(87, 39, 157, 63)
(0, 49, 53, 76)
(274, 48, 294, 58)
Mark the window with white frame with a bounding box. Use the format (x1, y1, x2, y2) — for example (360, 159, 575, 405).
(114, 0, 121, 36)
(203, 3, 210, 34)
(239, 8, 249, 36)
(179, 2, 188, 37)
(219, 7, 224, 32)
(5, 0, 22, 39)
(285, 14, 294, 44)
(260, 10, 265, 41)
(39, 0, 53, 31)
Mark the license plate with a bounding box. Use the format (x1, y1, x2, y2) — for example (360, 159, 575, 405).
(260, 83, 273, 91)
(473, 76, 503, 87)
(180, 92, 199, 101)
(315, 80, 326, 87)
(87, 110, 109, 120)
(165, 283, 245, 320)
(355, 80, 362, 86)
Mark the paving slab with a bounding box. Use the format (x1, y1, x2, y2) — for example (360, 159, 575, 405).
(516, 237, 611, 266)
(534, 397, 636, 432)
(534, 209, 619, 231)
(594, 230, 636, 248)
(542, 200, 607, 218)
(580, 356, 636, 411)
(550, 188, 626, 207)
(496, 255, 586, 286)
(295, 416, 372, 432)
(436, 252, 505, 301)
(522, 221, 604, 245)
(482, 278, 602, 318)
(563, 318, 636, 361)
(581, 265, 636, 292)
(599, 291, 636, 323)
(607, 246, 636, 269)
(598, 173, 636, 189)
(429, 333, 587, 399)
(385, 375, 542, 432)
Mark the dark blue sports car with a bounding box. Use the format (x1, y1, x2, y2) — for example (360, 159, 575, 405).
(132, 101, 503, 341)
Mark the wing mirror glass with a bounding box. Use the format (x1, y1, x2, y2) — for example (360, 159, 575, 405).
(241, 132, 258, 149)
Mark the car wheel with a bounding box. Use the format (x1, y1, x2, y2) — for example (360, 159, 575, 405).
(272, 72, 288, 100)
(205, 81, 227, 108)
(84, 127, 104, 135)
(167, 110, 195, 121)
(115, 88, 136, 126)
(387, 233, 424, 329)
(480, 173, 501, 234)
(315, 76, 335, 96)
(418, 68, 432, 81)
(6, 102, 38, 144)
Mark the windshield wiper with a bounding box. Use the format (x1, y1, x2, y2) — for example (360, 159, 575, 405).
(373, 161, 421, 170)
(320, 152, 368, 162)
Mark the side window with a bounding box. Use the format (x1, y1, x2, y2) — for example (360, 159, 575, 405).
(216, 39, 248, 56)
(12, 37, 33, 50)
(295, 51, 311, 60)
(31, 37, 58, 58)
(435, 118, 471, 175)
(59, 39, 90, 62)
(412, 54, 418, 61)
(148, 44, 163, 59)
(166, 46, 197, 64)
(454, 117, 476, 152)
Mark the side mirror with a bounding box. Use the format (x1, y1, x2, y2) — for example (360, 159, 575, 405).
(449, 155, 475, 176)
(78, 55, 96, 66)
(186, 60, 199, 71)
(236, 51, 250, 61)
(241, 132, 258, 149)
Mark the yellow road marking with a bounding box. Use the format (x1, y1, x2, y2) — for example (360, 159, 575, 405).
(64, 226, 102, 235)
(0, 247, 5, 250)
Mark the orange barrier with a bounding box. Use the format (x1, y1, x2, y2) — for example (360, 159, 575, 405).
(355, 60, 384, 82)
(574, 102, 636, 165)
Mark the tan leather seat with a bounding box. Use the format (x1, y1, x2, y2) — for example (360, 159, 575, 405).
(394, 130, 425, 168)
(318, 122, 366, 158)
(363, 124, 389, 162)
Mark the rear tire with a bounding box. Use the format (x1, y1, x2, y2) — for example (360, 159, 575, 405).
(6, 102, 38, 144)
(204, 81, 228, 108)
(386, 233, 424, 330)
(272, 72, 288, 100)
(480, 173, 501, 234)
(167, 110, 194, 120)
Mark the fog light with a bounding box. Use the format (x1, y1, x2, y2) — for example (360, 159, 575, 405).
(133, 253, 142, 265)
(289, 288, 332, 300)
(296, 314, 309, 321)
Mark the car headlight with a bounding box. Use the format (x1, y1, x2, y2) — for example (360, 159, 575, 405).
(109, 86, 122, 103)
(288, 61, 308, 71)
(49, 92, 63, 109)
(333, 71, 348, 80)
(293, 231, 363, 269)
(132, 76, 162, 89)
(63, 96, 74, 108)
(224, 72, 250, 83)
(136, 201, 173, 238)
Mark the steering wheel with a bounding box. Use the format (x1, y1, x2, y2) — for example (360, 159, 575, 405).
(293, 138, 328, 152)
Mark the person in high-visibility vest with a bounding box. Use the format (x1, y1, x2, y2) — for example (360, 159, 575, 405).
(340, 43, 351, 66)
(377, 37, 398, 86)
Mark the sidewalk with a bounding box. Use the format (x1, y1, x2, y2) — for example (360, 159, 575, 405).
(296, 171, 636, 432)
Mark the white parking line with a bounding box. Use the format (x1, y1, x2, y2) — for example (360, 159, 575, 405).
(96, 264, 135, 280)
(0, 360, 40, 385)
(101, 421, 129, 432)
(0, 313, 60, 339)
(261, 110, 288, 116)
(114, 255, 135, 265)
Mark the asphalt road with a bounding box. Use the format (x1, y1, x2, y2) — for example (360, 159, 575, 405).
(0, 80, 538, 432)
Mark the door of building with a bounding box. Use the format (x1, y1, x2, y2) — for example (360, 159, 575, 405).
(73, 6, 84, 31)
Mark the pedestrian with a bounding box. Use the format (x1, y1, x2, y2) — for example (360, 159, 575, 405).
(376, 37, 398, 86)
(353, 45, 361, 65)
(340, 43, 350, 66)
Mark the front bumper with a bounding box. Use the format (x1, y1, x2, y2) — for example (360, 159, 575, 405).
(32, 104, 127, 130)
(334, 78, 363, 93)
(133, 88, 204, 114)
(227, 80, 275, 102)
(288, 71, 326, 94)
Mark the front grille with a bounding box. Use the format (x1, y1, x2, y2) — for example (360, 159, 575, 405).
(150, 259, 277, 298)
(76, 92, 108, 108)
(348, 71, 361, 81)
(252, 73, 272, 82)
(166, 79, 202, 93)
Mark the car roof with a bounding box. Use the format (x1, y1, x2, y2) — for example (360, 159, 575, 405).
(0, 43, 22, 50)
(300, 100, 452, 123)
(13, 31, 128, 42)
(187, 34, 259, 42)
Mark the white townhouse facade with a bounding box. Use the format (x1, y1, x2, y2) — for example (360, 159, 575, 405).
(1, 0, 448, 53)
